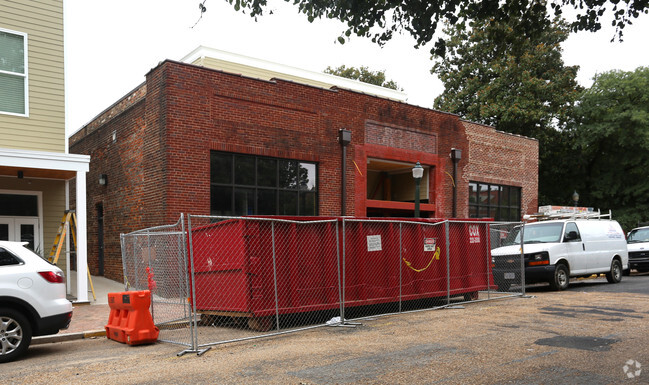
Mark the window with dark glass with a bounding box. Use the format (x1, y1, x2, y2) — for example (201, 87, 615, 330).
(469, 182, 521, 221)
(0, 248, 21, 266)
(0, 194, 38, 216)
(210, 151, 318, 216)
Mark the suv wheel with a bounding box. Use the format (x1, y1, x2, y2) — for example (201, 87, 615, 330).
(606, 259, 623, 283)
(0, 308, 32, 363)
(549, 264, 570, 291)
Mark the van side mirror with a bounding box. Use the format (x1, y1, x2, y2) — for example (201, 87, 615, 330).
(564, 231, 579, 241)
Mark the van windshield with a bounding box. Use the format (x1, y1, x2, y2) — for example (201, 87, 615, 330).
(628, 228, 649, 243)
(502, 223, 564, 246)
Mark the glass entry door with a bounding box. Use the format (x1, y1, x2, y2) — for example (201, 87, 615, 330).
(0, 217, 40, 253)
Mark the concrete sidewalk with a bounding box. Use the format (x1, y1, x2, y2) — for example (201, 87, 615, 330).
(33, 272, 126, 345)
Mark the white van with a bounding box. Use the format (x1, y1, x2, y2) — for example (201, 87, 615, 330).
(491, 219, 628, 290)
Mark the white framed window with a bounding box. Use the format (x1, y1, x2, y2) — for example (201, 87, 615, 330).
(0, 27, 28, 116)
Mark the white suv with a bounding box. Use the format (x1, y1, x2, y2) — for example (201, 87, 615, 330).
(0, 241, 73, 363)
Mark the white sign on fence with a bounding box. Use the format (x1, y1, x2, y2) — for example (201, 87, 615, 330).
(367, 235, 382, 252)
(424, 238, 436, 252)
(469, 225, 481, 244)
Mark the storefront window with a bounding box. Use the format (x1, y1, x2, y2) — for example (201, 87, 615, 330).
(469, 182, 521, 221)
(210, 151, 318, 216)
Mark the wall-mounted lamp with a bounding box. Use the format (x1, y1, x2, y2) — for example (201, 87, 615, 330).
(99, 174, 108, 186)
(17, 171, 24, 179)
(412, 161, 424, 218)
(339, 129, 352, 216)
(450, 148, 462, 218)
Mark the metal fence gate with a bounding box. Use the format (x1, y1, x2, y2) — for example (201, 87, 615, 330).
(120, 215, 194, 349)
(120, 215, 525, 355)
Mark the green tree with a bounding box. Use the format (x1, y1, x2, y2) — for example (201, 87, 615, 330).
(324, 65, 401, 90)
(430, 3, 583, 209)
(432, 4, 581, 140)
(572, 67, 649, 231)
(221, 0, 648, 55)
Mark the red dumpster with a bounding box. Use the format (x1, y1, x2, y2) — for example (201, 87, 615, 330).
(189, 217, 493, 328)
(190, 217, 340, 326)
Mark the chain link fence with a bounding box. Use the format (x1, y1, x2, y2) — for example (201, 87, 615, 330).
(120, 215, 525, 355)
(120, 215, 194, 349)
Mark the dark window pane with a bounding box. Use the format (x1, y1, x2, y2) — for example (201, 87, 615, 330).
(257, 158, 277, 187)
(210, 185, 233, 216)
(235, 155, 255, 185)
(279, 191, 298, 215)
(479, 185, 488, 205)
(0, 248, 20, 266)
(0, 194, 38, 216)
(489, 185, 499, 206)
(510, 188, 521, 206)
(234, 188, 255, 216)
(469, 183, 478, 204)
(0, 224, 8, 241)
(299, 191, 317, 216)
(279, 160, 298, 189)
(478, 206, 489, 218)
(20, 224, 35, 251)
(257, 189, 277, 215)
(210, 153, 232, 184)
(469, 205, 478, 218)
(299, 163, 317, 190)
(500, 186, 509, 207)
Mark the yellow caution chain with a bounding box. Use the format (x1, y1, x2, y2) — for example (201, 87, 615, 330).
(402, 247, 440, 272)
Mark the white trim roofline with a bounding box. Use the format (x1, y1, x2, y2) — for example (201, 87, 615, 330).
(180, 46, 408, 102)
(0, 148, 90, 172)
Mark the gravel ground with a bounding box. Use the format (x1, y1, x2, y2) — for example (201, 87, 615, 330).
(4, 289, 649, 384)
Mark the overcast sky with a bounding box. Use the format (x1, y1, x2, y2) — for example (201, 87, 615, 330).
(64, 0, 649, 137)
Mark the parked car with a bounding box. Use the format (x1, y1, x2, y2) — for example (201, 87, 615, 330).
(0, 241, 72, 363)
(627, 226, 649, 273)
(491, 219, 628, 291)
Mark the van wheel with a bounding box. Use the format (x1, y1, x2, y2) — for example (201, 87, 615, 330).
(606, 260, 622, 283)
(549, 264, 569, 291)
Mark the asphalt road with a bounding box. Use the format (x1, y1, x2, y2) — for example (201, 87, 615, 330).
(3, 273, 649, 384)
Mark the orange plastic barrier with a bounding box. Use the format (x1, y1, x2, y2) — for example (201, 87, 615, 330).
(105, 290, 159, 345)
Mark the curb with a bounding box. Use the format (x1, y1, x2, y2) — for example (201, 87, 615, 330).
(32, 330, 107, 345)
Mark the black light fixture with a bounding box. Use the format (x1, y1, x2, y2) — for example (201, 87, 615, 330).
(99, 174, 108, 186)
(17, 171, 23, 179)
(572, 190, 579, 207)
(412, 161, 424, 218)
(338, 129, 351, 216)
(450, 148, 462, 217)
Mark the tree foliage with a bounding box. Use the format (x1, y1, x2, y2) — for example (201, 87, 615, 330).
(222, 0, 648, 55)
(572, 67, 649, 231)
(324, 65, 401, 90)
(430, 3, 586, 214)
(432, 3, 581, 140)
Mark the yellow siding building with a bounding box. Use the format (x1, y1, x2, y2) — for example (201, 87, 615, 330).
(0, 0, 91, 302)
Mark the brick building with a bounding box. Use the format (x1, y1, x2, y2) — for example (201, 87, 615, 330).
(69, 48, 538, 281)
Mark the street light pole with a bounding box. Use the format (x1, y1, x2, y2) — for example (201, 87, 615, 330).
(412, 161, 423, 218)
(572, 190, 579, 208)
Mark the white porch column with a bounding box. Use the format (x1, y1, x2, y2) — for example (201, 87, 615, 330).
(75, 171, 89, 302)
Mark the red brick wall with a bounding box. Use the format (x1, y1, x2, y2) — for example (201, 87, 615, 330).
(69, 100, 147, 279)
(69, 60, 538, 280)
(462, 121, 539, 217)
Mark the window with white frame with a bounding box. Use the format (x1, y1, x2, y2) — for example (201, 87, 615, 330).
(0, 28, 28, 116)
